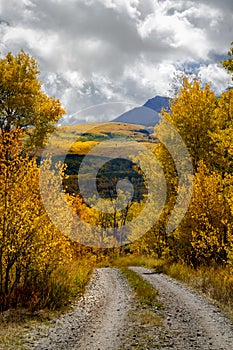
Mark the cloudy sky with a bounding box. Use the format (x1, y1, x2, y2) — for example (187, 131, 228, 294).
(0, 0, 233, 124)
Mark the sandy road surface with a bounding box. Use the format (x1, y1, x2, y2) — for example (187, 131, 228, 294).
(25, 266, 233, 349)
(130, 266, 233, 350)
(26, 268, 131, 350)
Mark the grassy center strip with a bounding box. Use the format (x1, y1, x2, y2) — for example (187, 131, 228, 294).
(117, 267, 166, 349)
(119, 267, 162, 308)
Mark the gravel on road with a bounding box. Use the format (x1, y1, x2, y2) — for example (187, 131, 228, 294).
(24, 266, 233, 350)
(130, 266, 233, 350)
(26, 268, 131, 350)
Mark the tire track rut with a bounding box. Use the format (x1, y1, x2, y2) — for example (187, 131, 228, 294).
(27, 268, 131, 350)
(25, 266, 233, 349)
(130, 266, 233, 350)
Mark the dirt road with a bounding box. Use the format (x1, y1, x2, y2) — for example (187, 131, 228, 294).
(25, 267, 233, 350)
(131, 266, 233, 350)
(27, 268, 131, 350)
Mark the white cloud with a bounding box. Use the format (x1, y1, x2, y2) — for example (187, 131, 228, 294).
(125, 60, 176, 97)
(100, 0, 141, 19)
(137, 2, 216, 61)
(199, 64, 230, 94)
(0, 0, 232, 123)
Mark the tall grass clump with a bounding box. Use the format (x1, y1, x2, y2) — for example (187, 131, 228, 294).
(163, 262, 233, 318)
(111, 254, 165, 272)
(1, 259, 94, 312)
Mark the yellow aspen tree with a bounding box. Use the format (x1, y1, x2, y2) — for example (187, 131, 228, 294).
(0, 51, 65, 149)
(0, 131, 72, 310)
(209, 89, 233, 173)
(162, 79, 217, 171)
(221, 41, 233, 78)
(177, 162, 231, 266)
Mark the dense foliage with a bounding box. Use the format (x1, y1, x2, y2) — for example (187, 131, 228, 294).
(1, 43, 233, 312)
(0, 130, 76, 310)
(131, 76, 233, 269)
(0, 50, 65, 148)
(0, 52, 91, 311)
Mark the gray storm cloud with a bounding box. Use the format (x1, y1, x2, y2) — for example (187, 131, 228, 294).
(0, 0, 232, 123)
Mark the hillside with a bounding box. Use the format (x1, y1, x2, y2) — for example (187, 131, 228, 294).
(44, 122, 155, 200)
(49, 122, 154, 155)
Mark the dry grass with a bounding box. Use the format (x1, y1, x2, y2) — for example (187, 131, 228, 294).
(118, 265, 165, 349)
(111, 255, 165, 272)
(119, 267, 162, 309)
(162, 262, 233, 320)
(60, 122, 145, 135)
(0, 308, 57, 350)
(0, 259, 94, 349)
(138, 309, 163, 326)
(113, 255, 233, 320)
(41, 122, 153, 156)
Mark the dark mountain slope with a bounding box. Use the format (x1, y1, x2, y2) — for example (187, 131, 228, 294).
(112, 96, 170, 126)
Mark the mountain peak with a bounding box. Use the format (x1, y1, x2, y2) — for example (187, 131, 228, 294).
(112, 95, 170, 126)
(143, 95, 170, 112)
